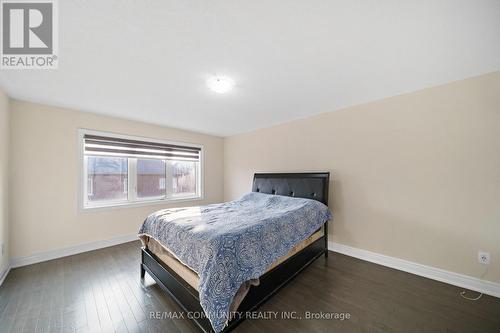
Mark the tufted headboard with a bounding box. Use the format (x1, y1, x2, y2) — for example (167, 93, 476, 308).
(252, 172, 330, 206)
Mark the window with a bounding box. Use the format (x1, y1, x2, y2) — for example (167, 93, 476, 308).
(137, 159, 166, 199)
(87, 156, 128, 203)
(171, 160, 197, 197)
(80, 130, 202, 209)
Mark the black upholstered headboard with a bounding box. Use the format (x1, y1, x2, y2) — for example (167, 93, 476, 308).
(252, 172, 330, 206)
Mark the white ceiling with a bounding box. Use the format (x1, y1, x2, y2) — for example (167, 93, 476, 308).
(1, 0, 500, 137)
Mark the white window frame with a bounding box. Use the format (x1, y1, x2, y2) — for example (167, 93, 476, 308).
(78, 129, 204, 211)
(87, 177, 93, 196)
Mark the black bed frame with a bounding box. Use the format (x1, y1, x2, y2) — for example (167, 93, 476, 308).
(140, 172, 330, 332)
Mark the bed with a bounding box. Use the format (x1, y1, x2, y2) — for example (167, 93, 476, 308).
(139, 172, 331, 332)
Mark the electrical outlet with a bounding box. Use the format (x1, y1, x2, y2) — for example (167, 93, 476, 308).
(478, 251, 490, 265)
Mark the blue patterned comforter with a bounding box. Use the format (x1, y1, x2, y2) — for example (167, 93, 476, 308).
(138, 192, 332, 332)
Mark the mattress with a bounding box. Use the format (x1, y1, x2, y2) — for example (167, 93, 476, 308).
(140, 228, 324, 291)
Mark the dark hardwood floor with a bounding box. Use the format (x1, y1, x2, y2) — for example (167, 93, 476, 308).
(1, 241, 499, 333)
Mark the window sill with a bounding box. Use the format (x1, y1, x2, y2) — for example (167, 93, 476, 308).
(80, 195, 204, 213)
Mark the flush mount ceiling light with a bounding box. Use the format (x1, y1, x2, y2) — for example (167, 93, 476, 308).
(206, 75, 235, 94)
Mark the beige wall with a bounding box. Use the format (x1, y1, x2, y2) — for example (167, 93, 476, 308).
(224, 71, 500, 283)
(0, 90, 9, 274)
(5, 72, 500, 285)
(9, 101, 224, 259)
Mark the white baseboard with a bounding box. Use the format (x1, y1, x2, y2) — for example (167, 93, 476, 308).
(0, 263, 11, 286)
(329, 241, 500, 299)
(4, 235, 499, 299)
(10, 234, 138, 268)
